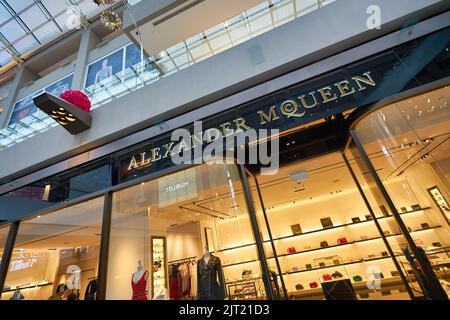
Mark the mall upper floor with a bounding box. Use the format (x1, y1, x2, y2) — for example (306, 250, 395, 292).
(0, 0, 448, 183)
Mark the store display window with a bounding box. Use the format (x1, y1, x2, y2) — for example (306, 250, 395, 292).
(0, 197, 104, 300)
(106, 164, 268, 300)
(252, 152, 413, 300)
(0, 224, 10, 269)
(348, 84, 450, 298)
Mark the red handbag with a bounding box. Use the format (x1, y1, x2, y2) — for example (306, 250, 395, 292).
(287, 247, 296, 254)
(309, 281, 318, 288)
(337, 237, 348, 244)
(323, 274, 332, 281)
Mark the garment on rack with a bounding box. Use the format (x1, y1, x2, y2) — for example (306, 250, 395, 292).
(197, 254, 225, 300)
(131, 270, 148, 300)
(85, 279, 97, 300)
(169, 264, 183, 300)
(179, 264, 191, 296)
(169, 261, 196, 299)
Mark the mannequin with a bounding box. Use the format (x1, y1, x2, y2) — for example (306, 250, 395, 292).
(131, 260, 148, 300)
(197, 247, 225, 300)
(66, 265, 81, 299)
(203, 248, 211, 265)
(10, 289, 25, 300)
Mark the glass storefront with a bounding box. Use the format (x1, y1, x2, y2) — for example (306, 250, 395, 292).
(0, 197, 104, 300)
(0, 225, 9, 269)
(106, 164, 268, 300)
(346, 84, 450, 299)
(250, 152, 413, 300)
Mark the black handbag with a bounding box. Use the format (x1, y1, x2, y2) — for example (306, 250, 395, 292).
(290, 224, 302, 235)
(320, 217, 333, 229)
(320, 240, 329, 248)
(84, 279, 97, 300)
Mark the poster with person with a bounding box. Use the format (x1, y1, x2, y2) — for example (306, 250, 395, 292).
(45, 74, 74, 97)
(125, 43, 142, 69)
(125, 43, 159, 75)
(85, 48, 124, 88)
(8, 90, 43, 126)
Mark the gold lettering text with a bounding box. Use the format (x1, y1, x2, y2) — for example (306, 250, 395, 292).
(352, 71, 376, 91)
(318, 87, 337, 103)
(151, 147, 161, 162)
(257, 106, 280, 125)
(127, 156, 139, 171)
(162, 142, 175, 158)
(280, 99, 305, 118)
(220, 122, 234, 136)
(334, 80, 356, 97)
(233, 117, 251, 131)
(299, 92, 318, 109)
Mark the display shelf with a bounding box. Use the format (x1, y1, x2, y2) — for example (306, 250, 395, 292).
(225, 277, 262, 285)
(218, 207, 431, 253)
(289, 269, 450, 299)
(221, 226, 443, 268)
(223, 259, 259, 268)
(270, 226, 442, 260)
(2, 282, 53, 293)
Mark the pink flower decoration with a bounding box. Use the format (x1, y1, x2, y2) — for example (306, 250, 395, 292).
(59, 90, 91, 112)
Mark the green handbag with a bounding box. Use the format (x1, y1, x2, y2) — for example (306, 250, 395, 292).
(353, 275, 363, 282)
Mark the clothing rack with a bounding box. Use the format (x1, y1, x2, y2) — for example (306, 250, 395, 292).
(168, 256, 197, 265)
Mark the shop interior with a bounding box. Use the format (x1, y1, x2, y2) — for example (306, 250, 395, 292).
(1, 197, 104, 300)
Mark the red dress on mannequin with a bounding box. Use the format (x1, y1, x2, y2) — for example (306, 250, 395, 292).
(131, 270, 148, 300)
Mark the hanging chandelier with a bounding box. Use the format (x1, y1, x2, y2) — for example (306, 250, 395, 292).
(100, 9, 122, 31)
(93, 0, 119, 5)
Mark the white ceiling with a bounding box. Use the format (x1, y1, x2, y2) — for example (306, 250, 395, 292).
(128, 0, 265, 56)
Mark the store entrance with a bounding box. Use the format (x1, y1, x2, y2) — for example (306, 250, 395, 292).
(250, 152, 414, 300)
(105, 164, 270, 300)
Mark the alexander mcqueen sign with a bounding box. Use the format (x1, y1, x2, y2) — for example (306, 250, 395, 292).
(119, 71, 377, 179)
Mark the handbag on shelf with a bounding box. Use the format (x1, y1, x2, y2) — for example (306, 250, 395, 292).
(337, 237, 348, 245)
(391, 271, 400, 277)
(365, 215, 373, 221)
(320, 217, 333, 229)
(351, 217, 361, 223)
(420, 222, 430, 229)
(411, 204, 421, 211)
(322, 274, 332, 281)
(309, 282, 318, 289)
(332, 271, 343, 279)
(241, 269, 253, 280)
(381, 251, 389, 257)
(305, 264, 312, 270)
(290, 224, 302, 235)
(320, 240, 329, 248)
(295, 284, 304, 291)
(287, 247, 296, 254)
(352, 275, 363, 282)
